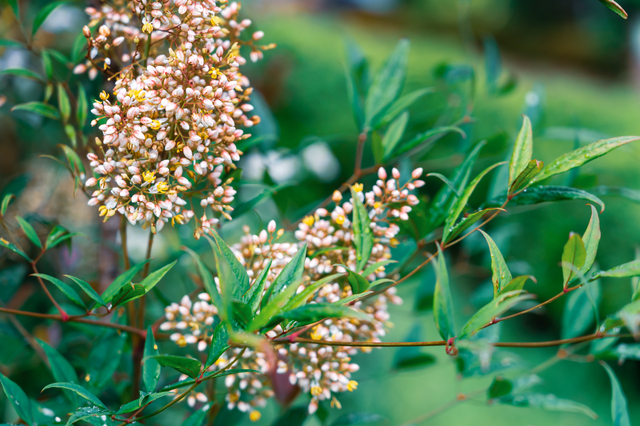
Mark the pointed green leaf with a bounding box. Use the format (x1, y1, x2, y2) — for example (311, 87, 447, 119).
(333, 291, 374, 306)
(361, 260, 396, 277)
(142, 327, 160, 392)
(378, 87, 433, 128)
(364, 39, 410, 128)
(116, 392, 173, 414)
(183, 247, 225, 321)
(208, 231, 251, 299)
(32, 1, 66, 36)
(530, 136, 640, 184)
(285, 273, 345, 311)
(582, 205, 601, 275)
(249, 279, 303, 332)
(64, 275, 106, 308)
(510, 160, 543, 192)
(15, 216, 41, 248)
(492, 186, 605, 212)
(57, 84, 70, 122)
(111, 283, 146, 307)
(1, 194, 15, 216)
(562, 233, 587, 288)
(279, 303, 372, 325)
(0, 68, 44, 82)
(59, 144, 85, 176)
(344, 64, 364, 132)
(205, 322, 229, 369)
(443, 162, 504, 242)
(433, 246, 455, 340)
(598, 0, 628, 19)
(41, 50, 53, 80)
(594, 260, 640, 279)
(101, 259, 150, 304)
(444, 208, 503, 243)
(0, 237, 31, 261)
(392, 126, 466, 158)
(77, 84, 88, 128)
(87, 329, 126, 389)
(339, 266, 370, 294)
(382, 111, 409, 160)
(32, 273, 84, 307)
(602, 363, 631, 426)
(12, 102, 60, 119)
(350, 187, 373, 272)
(508, 116, 533, 189)
(562, 281, 601, 340)
(149, 355, 202, 379)
(140, 260, 176, 292)
(43, 382, 105, 408)
(459, 291, 532, 339)
(35, 338, 78, 405)
(264, 243, 307, 305)
(245, 258, 271, 312)
(0, 373, 35, 426)
(499, 275, 535, 295)
(479, 230, 512, 297)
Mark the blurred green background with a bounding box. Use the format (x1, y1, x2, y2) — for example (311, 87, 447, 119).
(3, 0, 640, 424)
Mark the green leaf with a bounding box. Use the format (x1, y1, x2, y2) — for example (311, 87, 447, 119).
(32, 1, 66, 36)
(35, 338, 78, 405)
(497, 393, 597, 419)
(66, 406, 113, 425)
(0, 68, 44, 82)
(208, 231, 250, 299)
(0, 237, 31, 261)
(530, 136, 640, 184)
(339, 266, 370, 294)
(264, 243, 307, 305)
(392, 126, 466, 158)
(41, 50, 53, 80)
(182, 404, 209, 426)
(444, 208, 503, 243)
(581, 205, 601, 275)
(594, 260, 640, 279)
(361, 260, 396, 277)
(510, 160, 543, 192)
(15, 216, 41, 248)
(598, 0, 628, 19)
(249, 279, 303, 332)
(372, 131, 384, 164)
(7, 0, 19, 17)
(57, 84, 70, 122)
(140, 260, 176, 292)
(32, 273, 84, 308)
(562, 281, 601, 340)
(1, 194, 15, 216)
(111, 283, 146, 307)
(285, 273, 345, 311)
(244, 258, 271, 313)
(116, 392, 173, 414)
(42, 382, 105, 408)
(459, 291, 532, 339)
(393, 324, 436, 371)
(0, 38, 23, 48)
(425, 141, 485, 232)
(602, 363, 631, 426)
(433, 246, 455, 341)
(278, 303, 372, 325)
(11, 102, 59, 120)
(364, 39, 410, 129)
(160, 369, 261, 392)
(87, 329, 126, 389)
(488, 377, 513, 399)
(492, 186, 605, 213)
(71, 32, 87, 64)
(508, 116, 533, 189)
(0, 373, 35, 426)
(149, 355, 202, 379)
(59, 144, 86, 176)
(344, 64, 364, 132)
(561, 233, 586, 288)
(142, 326, 160, 392)
(479, 230, 512, 297)
(378, 87, 433, 128)
(77, 84, 88, 128)
(101, 259, 150, 304)
(425, 173, 461, 196)
(499, 275, 535, 295)
(64, 275, 106, 308)
(382, 111, 409, 160)
(184, 247, 226, 321)
(442, 162, 504, 242)
(204, 322, 229, 369)
(350, 187, 373, 272)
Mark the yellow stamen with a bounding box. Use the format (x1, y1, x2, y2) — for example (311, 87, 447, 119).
(302, 215, 314, 227)
(142, 22, 154, 34)
(347, 380, 358, 392)
(310, 386, 323, 396)
(143, 171, 156, 183)
(352, 183, 363, 193)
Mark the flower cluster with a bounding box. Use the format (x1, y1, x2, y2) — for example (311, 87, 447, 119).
(81, 1, 271, 235)
(161, 167, 423, 416)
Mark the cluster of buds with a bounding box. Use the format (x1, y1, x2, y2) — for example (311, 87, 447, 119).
(161, 167, 422, 416)
(82, 1, 272, 235)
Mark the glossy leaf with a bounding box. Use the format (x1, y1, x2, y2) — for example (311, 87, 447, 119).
(32, 273, 84, 307)
(499, 275, 535, 295)
(382, 111, 409, 160)
(350, 187, 373, 272)
(141, 260, 176, 292)
(0, 237, 31, 261)
(0, 373, 35, 426)
(340, 266, 370, 294)
(205, 322, 229, 369)
(364, 39, 410, 128)
(433, 246, 455, 340)
(116, 392, 173, 414)
(582, 205, 601, 275)
(510, 159, 543, 192)
(43, 382, 105, 408)
(245, 258, 271, 311)
(77, 84, 88, 128)
(249, 279, 303, 332)
(15, 216, 41, 248)
(459, 291, 532, 339)
(443, 162, 504, 242)
(32, 1, 66, 36)
(598, 0, 628, 18)
(594, 260, 640, 279)
(46, 224, 80, 250)
(0, 67, 44, 82)
(508, 115, 533, 189)
(285, 273, 345, 311)
(333, 291, 373, 306)
(530, 136, 640, 184)
(57, 84, 70, 122)
(278, 303, 372, 325)
(497, 393, 597, 419)
(493, 185, 605, 213)
(64, 275, 106, 308)
(142, 326, 160, 392)
(602, 363, 631, 426)
(1, 193, 14, 216)
(149, 355, 202, 379)
(101, 259, 150, 304)
(479, 230, 512, 297)
(562, 281, 601, 340)
(111, 283, 146, 307)
(562, 233, 586, 288)
(425, 173, 461, 197)
(208, 230, 251, 298)
(12, 101, 59, 119)
(264, 243, 307, 304)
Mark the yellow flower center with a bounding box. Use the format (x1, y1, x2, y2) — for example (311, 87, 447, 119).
(249, 411, 261, 422)
(352, 183, 363, 193)
(143, 171, 156, 183)
(347, 380, 358, 392)
(335, 215, 345, 225)
(302, 215, 315, 227)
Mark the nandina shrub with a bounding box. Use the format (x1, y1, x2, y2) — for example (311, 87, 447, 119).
(0, 1, 638, 425)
